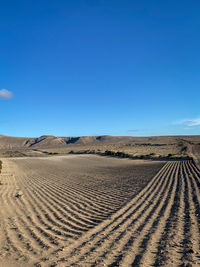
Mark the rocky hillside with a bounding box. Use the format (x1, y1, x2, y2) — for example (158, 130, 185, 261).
(0, 135, 139, 150)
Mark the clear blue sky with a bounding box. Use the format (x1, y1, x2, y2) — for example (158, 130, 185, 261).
(1, 0, 200, 137)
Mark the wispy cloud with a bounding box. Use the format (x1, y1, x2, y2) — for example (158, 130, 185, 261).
(183, 118, 200, 127)
(0, 89, 13, 99)
(176, 117, 200, 127)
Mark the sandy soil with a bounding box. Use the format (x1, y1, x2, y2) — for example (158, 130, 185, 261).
(0, 155, 200, 266)
(1, 135, 200, 160)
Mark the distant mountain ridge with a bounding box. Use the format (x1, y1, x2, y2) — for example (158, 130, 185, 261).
(0, 135, 139, 150)
(1, 134, 200, 151)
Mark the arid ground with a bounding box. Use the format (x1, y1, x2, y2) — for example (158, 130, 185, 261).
(0, 135, 200, 266)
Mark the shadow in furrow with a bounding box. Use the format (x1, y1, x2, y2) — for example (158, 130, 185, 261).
(104, 164, 177, 267)
(130, 164, 178, 267)
(153, 163, 181, 266)
(181, 163, 193, 263)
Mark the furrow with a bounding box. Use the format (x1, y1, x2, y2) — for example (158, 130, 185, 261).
(27, 174, 111, 224)
(138, 161, 181, 267)
(182, 161, 200, 264)
(38, 162, 171, 266)
(100, 162, 178, 267)
(17, 174, 80, 241)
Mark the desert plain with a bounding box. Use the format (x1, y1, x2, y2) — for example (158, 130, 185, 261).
(0, 135, 200, 267)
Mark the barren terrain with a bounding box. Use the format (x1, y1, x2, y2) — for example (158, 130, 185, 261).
(1, 135, 200, 161)
(0, 135, 200, 266)
(1, 135, 200, 163)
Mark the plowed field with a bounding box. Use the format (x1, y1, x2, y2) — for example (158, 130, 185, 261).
(0, 155, 199, 267)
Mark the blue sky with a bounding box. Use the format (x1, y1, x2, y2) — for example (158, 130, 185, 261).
(1, 0, 200, 137)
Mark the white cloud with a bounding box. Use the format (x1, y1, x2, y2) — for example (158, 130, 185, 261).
(175, 117, 200, 127)
(0, 89, 13, 99)
(182, 118, 200, 127)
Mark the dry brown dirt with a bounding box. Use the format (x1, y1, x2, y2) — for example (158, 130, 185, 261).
(0, 155, 200, 266)
(1, 135, 200, 160)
